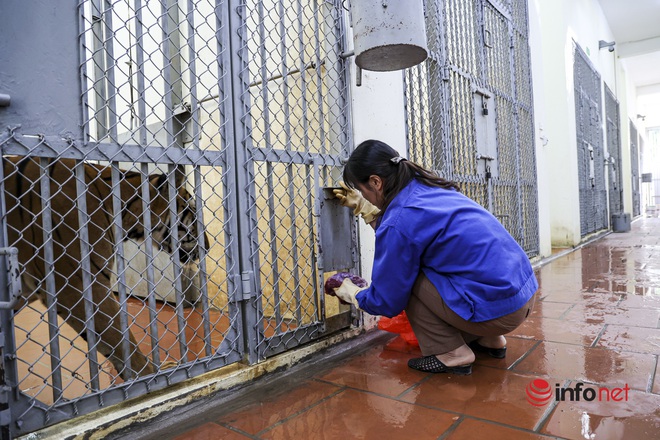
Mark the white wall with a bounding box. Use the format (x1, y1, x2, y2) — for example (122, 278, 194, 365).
(527, 0, 637, 247)
(527, 0, 552, 258)
(343, 10, 408, 326)
(528, 0, 579, 247)
(618, 63, 638, 215)
(348, 61, 408, 326)
(348, 0, 644, 280)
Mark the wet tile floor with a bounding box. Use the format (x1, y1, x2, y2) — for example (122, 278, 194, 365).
(165, 218, 660, 440)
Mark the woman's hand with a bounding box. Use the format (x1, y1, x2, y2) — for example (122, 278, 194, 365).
(333, 182, 380, 224)
(333, 278, 366, 308)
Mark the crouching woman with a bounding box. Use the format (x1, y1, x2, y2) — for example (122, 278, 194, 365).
(330, 139, 537, 375)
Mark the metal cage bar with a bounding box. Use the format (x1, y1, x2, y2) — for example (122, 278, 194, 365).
(630, 121, 641, 217)
(192, 166, 213, 357)
(166, 166, 189, 361)
(139, 163, 162, 366)
(574, 43, 607, 236)
(605, 85, 623, 218)
(405, 0, 539, 255)
(0, 0, 352, 435)
(38, 159, 64, 403)
(76, 161, 102, 390)
(110, 162, 134, 379)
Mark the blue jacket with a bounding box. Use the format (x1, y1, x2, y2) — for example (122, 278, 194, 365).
(355, 179, 538, 322)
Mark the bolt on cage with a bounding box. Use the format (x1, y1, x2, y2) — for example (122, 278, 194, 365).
(405, 0, 540, 257)
(0, 0, 353, 436)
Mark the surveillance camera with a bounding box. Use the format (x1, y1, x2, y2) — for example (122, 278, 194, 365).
(599, 40, 616, 52)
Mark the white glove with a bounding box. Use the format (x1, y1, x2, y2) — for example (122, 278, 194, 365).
(333, 182, 380, 225)
(333, 278, 367, 308)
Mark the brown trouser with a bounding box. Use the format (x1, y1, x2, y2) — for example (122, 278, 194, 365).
(405, 273, 536, 356)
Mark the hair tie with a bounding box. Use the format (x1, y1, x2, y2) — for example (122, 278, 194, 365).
(390, 156, 406, 164)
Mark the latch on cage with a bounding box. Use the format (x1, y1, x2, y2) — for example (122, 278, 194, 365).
(473, 87, 498, 180)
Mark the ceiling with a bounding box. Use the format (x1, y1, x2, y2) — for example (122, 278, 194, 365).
(598, 0, 660, 91)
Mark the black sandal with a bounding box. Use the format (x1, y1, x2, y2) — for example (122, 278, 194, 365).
(468, 341, 507, 359)
(407, 355, 472, 375)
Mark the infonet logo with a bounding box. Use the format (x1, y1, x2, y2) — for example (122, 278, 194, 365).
(526, 379, 630, 406)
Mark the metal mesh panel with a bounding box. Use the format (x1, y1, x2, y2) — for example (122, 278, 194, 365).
(484, 5, 512, 96)
(574, 44, 607, 236)
(240, 0, 352, 359)
(630, 121, 641, 217)
(445, 0, 481, 78)
(0, 139, 242, 435)
(604, 85, 623, 217)
(0, 0, 351, 435)
(405, 63, 437, 171)
(405, 0, 539, 256)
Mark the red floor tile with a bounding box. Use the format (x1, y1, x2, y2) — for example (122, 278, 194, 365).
(617, 292, 660, 309)
(172, 422, 251, 440)
(259, 389, 457, 440)
(472, 336, 538, 369)
(529, 301, 573, 319)
(541, 386, 660, 440)
(445, 419, 552, 440)
(595, 325, 660, 354)
(151, 219, 660, 440)
(653, 360, 660, 394)
(381, 335, 423, 356)
(216, 380, 342, 435)
(507, 317, 605, 346)
(512, 341, 655, 391)
(399, 369, 558, 430)
(562, 304, 660, 328)
(314, 346, 428, 397)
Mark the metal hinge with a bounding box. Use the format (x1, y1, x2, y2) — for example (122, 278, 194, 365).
(0, 248, 21, 310)
(241, 271, 255, 301)
(0, 409, 10, 427)
(0, 385, 11, 427)
(442, 66, 451, 82)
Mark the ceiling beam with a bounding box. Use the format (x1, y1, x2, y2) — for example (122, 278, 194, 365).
(617, 36, 660, 58)
(637, 83, 660, 96)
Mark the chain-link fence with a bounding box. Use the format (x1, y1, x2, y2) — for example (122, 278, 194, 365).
(645, 128, 660, 215)
(404, 0, 539, 256)
(0, 0, 352, 436)
(604, 85, 623, 218)
(240, 0, 353, 359)
(630, 121, 641, 217)
(573, 44, 607, 237)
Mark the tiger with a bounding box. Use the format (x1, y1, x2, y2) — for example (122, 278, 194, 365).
(2, 156, 208, 380)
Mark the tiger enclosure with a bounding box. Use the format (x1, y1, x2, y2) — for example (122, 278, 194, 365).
(0, 0, 354, 436)
(0, 0, 543, 436)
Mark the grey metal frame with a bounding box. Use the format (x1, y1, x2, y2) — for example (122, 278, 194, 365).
(404, 0, 539, 256)
(0, 0, 353, 437)
(604, 85, 623, 218)
(573, 43, 608, 237)
(630, 121, 641, 217)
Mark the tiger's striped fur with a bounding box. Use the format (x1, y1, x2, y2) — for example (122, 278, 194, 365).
(3, 156, 207, 380)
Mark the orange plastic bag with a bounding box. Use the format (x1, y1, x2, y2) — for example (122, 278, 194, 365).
(378, 311, 419, 346)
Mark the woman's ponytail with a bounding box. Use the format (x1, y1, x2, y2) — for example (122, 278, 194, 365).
(343, 140, 460, 213)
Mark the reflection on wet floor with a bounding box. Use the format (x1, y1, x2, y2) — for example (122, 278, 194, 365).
(165, 218, 660, 440)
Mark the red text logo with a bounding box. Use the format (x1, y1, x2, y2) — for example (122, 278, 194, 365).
(526, 379, 630, 406)
(526, 378, 553, 406)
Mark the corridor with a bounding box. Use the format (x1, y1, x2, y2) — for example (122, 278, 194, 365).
(157, 218, 660, 440)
